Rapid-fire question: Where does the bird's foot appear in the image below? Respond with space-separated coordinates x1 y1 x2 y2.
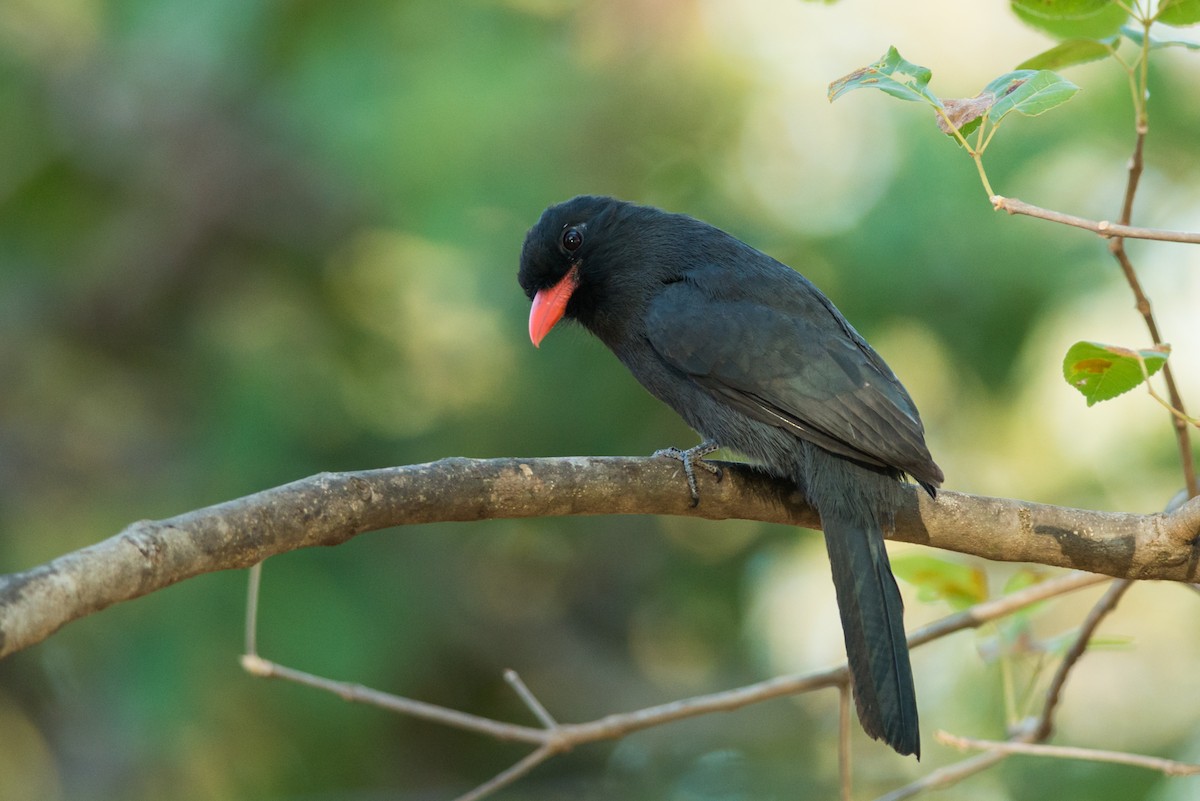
653 440 722 506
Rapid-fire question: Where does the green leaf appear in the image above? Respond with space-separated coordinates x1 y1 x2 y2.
982 69 1036 96
1012 0 1129 38
1157 0 1200 26
892 554 988 610
1062 341 1170 406
986 70 1080 124
1017 37 1116 69
935 70 1079 137
828 46 941 107
1122 24 1200 48
1012 0 1113 17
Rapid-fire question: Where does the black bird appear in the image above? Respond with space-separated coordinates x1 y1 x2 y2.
517 195 942 757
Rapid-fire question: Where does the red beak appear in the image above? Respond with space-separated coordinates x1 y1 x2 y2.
528 265 579 347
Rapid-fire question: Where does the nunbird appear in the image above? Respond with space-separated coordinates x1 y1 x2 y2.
517 195 942 757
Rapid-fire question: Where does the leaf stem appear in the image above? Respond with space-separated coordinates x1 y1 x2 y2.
937 731 1200 776
972 153 996 198
934 105 977 153
1135 353 1200 428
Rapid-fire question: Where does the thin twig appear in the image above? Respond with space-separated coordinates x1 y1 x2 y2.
873 749 1011 801
990 196 1200 244
1106 120 1198 498
906 571 1109 649
453 744 558 801
240 654 547 743
1035 579 1133 740
241 565 1114 801
244 562 262 657
936 731 1200 776
504 670 558 729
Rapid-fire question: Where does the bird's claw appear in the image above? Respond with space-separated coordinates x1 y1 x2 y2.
653 440 722 506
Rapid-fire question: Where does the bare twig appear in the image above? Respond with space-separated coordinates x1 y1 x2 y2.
1105 126 1199 499
990 195 1200 244
241 654 546 743
454 744 558 801
244 562 262 657
873 749 1010 801
248 571 1114 749
906 571 1109 649
1117 122 1147 227
937 731 1200 776
504 670 558 729
1034 579 1133 740
241 563 1115 801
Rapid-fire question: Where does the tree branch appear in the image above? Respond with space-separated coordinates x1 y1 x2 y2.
240 569 1111 801
936 732 1200 777
990 195 1200 245
1033 579 1133 741
2 456 1199 660
875 749 1009 801
1104 125 1199 500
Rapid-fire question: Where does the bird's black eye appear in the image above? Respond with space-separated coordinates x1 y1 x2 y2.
561 226 583 253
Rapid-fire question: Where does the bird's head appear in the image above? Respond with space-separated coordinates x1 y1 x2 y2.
517 195 625 347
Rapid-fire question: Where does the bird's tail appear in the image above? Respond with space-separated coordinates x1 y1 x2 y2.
821 513 919 757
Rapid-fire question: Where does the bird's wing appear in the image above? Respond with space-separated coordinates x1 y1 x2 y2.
643 269 941 486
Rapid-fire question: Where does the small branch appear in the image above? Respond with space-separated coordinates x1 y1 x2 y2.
4 457 1200 661
241 559 1112 801
241 654 547 744
1105 123 1198 499
1117 122 1147 228
244 562 262 657
873 749 1011 801
906 571 1109 649
504 670 558 729
244 645 847 746
937 731 1200 777
990 196 1200 244
454 744 558 801
1034 579 1133 741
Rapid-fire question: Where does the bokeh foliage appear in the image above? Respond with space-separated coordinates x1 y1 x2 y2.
1 1 1198 800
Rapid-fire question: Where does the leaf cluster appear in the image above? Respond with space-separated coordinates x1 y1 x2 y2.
829 0 1200 408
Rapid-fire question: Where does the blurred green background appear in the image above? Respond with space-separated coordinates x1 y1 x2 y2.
2 1 1199 799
